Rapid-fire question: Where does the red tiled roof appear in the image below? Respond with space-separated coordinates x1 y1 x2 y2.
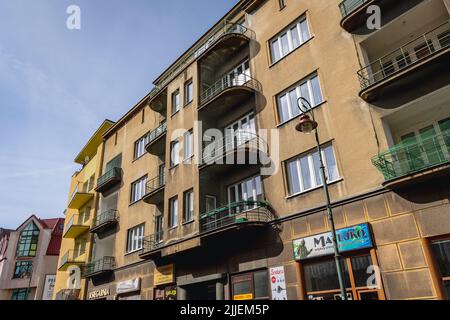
39 218 61 230
45 218 65 256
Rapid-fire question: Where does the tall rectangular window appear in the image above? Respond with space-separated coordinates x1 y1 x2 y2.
184 130 194 160
169 197 179 228
134 133 150 159
270 15 310 63
11 288 29 301
286 144 339 196
431 238 450 299
277 73 323 124
184 80 193 105
126 224 144 253
171 140 180 167
183 190 194 223
13 261 33 279
172 89 180 114
130 176 147 203
155 215 164 243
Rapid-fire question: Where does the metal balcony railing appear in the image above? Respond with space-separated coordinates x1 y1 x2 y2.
141 231 164 255
202 131 268 165
64 214 89 235
59 249 86 269
96 167 121 189
200 73 262 106
339 0 371 18
200 200 272 233
372 130 450 181
145 173 166 195
358 21 450 89
84 257 116 277
146 122 167 147
148 21 253 104
55 289 80 301
91 209 119 230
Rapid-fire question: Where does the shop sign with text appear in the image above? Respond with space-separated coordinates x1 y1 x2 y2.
154 264 174 286
293 223 373 261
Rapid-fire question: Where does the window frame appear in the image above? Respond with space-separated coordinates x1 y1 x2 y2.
231 269 270 300
183 189 194 224
13 261 33 279
126 224 145 254
130 175 148 204
184 130 194 160
170 140 181 167
134 132 150 160
169 196 179 229
184 79 194 106
16 222 40 258
171 89 180 115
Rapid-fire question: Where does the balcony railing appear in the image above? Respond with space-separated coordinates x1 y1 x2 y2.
148 21 252 104
96 167 121 191
84 257 116 277
141 231 164 255
202 131 267 166
63 214 90 237
200 200 272 233
145 173 166 195
55 289 80 301
358 21 450 89
145 122 167 147
200 73 261 106
339 0 371 18
59 249 86 269
372 131 450 181
91 209 119 232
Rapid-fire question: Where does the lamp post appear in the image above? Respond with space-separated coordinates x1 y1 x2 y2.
295 97 347 300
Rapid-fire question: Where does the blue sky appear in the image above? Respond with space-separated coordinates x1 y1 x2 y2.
0 0 239 229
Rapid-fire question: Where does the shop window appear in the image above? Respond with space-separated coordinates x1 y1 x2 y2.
232 270 269 300
12 288 29 300
431 238 450 299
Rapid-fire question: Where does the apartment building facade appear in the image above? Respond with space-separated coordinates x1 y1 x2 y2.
53 120 114 300
83 0 450 300
0 216 64 300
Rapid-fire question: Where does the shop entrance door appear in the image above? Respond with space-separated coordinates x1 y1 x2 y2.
185 281 217 300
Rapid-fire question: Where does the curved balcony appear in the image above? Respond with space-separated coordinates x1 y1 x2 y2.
63 214 90 239
95 167 122 194
198 74 261 118
199 131 268 176
139 232 164 259
58 250 86 271
145 122 167 155
84 257 116 278
199 201 273 236
358 21 450 102
142 174 166 205
90 209 119 234
372 130 450 188
55 289 81 301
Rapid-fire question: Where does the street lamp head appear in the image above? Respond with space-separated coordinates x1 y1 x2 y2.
295 114 318 134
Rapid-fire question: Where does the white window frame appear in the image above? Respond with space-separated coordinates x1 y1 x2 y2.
169 197 179 229
225 112 256 151
134 134 149 160
270 15 310 63
184 80 193 105
172 89 180 114
183 190 194 223
126 224 144 253
171 140 180 167
130 176 147 203
227 175 264 211
184 130 194 160
286 144 340 196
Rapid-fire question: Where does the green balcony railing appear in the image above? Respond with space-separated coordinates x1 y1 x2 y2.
91 209 119 231
84 257 115 278
372 131 450 181
141 231 164 256
146 121 167 147
339 0 371 18
200 200 272 233
96 167 122 190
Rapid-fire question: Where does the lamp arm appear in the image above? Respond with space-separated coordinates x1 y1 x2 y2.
297 97 316 121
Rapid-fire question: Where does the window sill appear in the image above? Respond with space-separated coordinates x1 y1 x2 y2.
170 164 179 170
285 178 343 200
124 249 142 257
269 36 314 69
168 226 178 231
184 101 193 108
182 219 195 226
183 155 194 164
276 100 327 128
171 110 180 118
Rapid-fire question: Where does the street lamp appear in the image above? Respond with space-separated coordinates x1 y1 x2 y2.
295 97 347 301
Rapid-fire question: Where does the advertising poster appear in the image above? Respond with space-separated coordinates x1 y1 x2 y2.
269 266 288 300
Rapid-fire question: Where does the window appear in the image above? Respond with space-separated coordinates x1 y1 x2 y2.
16 222 39 257
184 80 193 105
431 238 450 299
279 0 286 10
172 89 180 114
277 73 323 124
224 60 250 86
88 174 95 191
126 224 144 253
183 190 194 223
130 176 147 203
184 130 194 160
286 144 339 196
225 112 256 151
12 288 29 301
169 197 179 228
155 215 164 243
134 134 150 159
228 175 264 214
270 15 310 63
170 140 180 167
13 261 32 279
232 270 269 300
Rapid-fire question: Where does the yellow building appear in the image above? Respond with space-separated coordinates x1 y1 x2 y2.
53 120 114 300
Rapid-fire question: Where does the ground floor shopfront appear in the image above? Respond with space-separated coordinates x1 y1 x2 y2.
86 179 450 300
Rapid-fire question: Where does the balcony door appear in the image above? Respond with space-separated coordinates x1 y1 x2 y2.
224 112 256 152
224 60 250 87
227 175 263 214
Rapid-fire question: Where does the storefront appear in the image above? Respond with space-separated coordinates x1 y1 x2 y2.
153 264 177 300
87 287 111 301
429 237 450 299
177 273 226 300
293 223 385 300
116 278 141 300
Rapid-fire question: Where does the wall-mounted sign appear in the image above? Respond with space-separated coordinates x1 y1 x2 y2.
293 223 373 261
233 293 253 300
88 288 110 300
269 267 287 300
116 278 141 294
154 264 174 286
164 285 177 300
42 275 56 300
